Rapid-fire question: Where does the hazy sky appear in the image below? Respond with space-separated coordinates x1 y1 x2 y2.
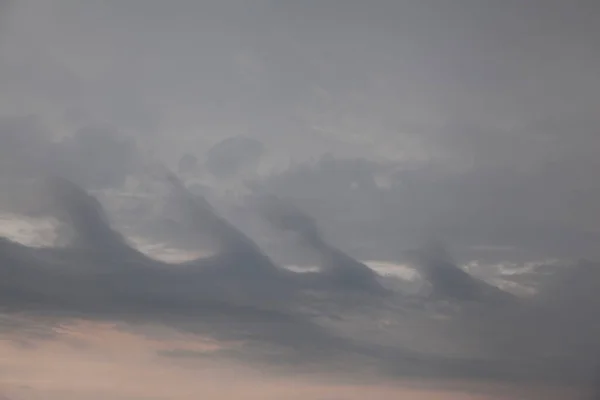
0 319 583 400
1 1 600 398
2 0 600 263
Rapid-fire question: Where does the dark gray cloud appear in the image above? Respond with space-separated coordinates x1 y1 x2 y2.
405 242 514 304
0 176 598 390
0 178 383 379
260 195 384 293
41 177 139 256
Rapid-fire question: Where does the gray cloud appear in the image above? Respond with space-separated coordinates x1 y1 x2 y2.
405 242 514 304
52 125 136 189
205 135 264 178
0 176 598 390
254 155 600 264
1 0 600 395
2 1 593 163
0 116 136 192
3 1 600 183
260 195 384 293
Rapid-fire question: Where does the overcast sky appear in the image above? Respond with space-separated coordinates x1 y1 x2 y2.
1 1 600 398
2 1 600 265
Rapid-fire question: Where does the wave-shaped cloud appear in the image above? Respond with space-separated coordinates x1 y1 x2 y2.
1 173 599 393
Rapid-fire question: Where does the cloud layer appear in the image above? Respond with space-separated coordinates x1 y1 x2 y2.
1 1 600 398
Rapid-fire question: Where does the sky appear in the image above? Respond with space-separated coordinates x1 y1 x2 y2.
2 0 600 262
1 1 600 398
0 320 583 400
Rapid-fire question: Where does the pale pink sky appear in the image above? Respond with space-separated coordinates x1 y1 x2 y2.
0 320 583 400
